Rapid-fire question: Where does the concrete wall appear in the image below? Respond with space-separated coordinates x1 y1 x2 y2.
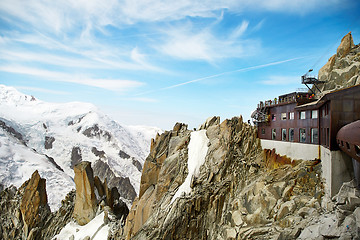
261 139 353 197
320 146 353 197
260 139 320 160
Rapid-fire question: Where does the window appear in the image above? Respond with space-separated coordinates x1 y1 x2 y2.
281 113 287 120
311 110 318 119
261 128 265 135
300 128 306 143
289 112 294 120
282 129 287 141
300 111 306 119
272 129 276 140
355 145 360 157
271 114 276 121
322 104 329 117
346 142 351 151
311 128 318 144
289 128 294 142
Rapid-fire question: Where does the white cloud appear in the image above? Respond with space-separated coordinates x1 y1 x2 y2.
0 0 343 34
1 31 164 72
0 65 144 92
155 21 259 62
230 20 249 39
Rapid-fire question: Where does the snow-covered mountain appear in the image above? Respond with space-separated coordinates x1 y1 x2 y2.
0 84 161 211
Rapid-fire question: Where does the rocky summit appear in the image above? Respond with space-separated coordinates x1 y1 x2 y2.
107 115 359 239
116 116 326 239
316 32 360 95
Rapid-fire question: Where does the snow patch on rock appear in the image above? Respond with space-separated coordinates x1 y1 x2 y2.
171 130 209 203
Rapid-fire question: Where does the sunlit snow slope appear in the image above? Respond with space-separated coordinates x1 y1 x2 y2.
0 84 161 211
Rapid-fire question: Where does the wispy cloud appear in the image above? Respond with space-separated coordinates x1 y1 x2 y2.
261 75 300 85
0 65 144 92
155 20 259 62
136 57 304 95
0 0 343 34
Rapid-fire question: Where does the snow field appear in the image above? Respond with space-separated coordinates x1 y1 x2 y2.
52 212 109 240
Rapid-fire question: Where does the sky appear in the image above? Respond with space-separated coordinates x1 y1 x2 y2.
0 0 359 130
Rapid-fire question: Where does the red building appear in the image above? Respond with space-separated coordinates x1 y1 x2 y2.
252 84 360 196
253 84 360 150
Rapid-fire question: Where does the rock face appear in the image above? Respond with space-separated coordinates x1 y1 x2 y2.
0 164 128 240
121 116 269 239
316 32 360 95
72 161 129 226
44 136 55 149
71 146 82 168
73 161 97 225
0 172 74 240
20 170 50 238
117 116 354 239
93 160 137 201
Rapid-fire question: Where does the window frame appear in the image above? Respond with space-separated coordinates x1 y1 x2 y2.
311 110 318 119
289 128 294 142
289 112 294 120
311 128 318 144
300 128 306 143
300 111 306 120
272 129 276 140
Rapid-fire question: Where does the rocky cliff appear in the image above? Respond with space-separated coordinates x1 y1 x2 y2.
0 171 74 240
107 116 360 240
315 32 360 95
0 162 128 240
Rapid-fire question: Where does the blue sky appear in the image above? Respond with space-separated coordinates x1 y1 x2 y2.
0 0 359 130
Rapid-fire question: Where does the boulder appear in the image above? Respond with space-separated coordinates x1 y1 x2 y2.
73 161 97 225
337 31 355 58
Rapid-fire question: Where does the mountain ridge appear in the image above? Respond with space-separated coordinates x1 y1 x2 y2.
0 84 161 210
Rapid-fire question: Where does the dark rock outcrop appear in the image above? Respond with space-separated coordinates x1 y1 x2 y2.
132 158 142 172
119 150 130 159
82 124 112 141
92 147 106 159
45 155 64 172
93 160 136 201
44 136 55 149
71 146 82 169
0 119 26 145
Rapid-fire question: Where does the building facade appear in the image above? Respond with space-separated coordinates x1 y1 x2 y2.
252 85 360 196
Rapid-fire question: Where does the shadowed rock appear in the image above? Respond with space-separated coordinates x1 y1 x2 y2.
44 136 55 149
119 150 130 159
71 146 82 169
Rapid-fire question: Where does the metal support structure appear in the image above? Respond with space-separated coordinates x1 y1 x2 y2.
301 69 324 94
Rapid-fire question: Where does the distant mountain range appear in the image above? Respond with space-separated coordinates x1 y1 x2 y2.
0 84 161 211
